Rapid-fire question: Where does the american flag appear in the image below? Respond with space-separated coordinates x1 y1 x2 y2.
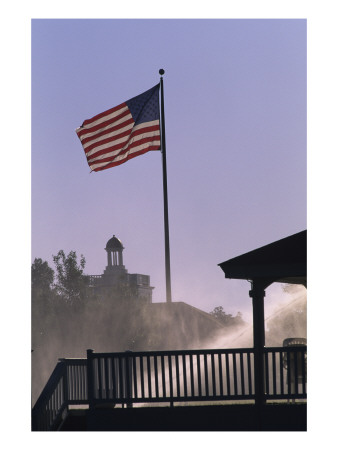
76 84 161 172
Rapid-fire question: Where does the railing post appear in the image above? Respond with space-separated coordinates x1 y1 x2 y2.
125 350 133 408
249 279 272 410
58 358 68 408
87 349 94 410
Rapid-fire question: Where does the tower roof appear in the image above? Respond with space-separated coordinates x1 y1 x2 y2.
105 235 124 250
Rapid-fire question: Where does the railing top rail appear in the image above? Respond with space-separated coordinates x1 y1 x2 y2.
88 346 306 356
87 346 307 359
88 347 255 358
58 358 87 365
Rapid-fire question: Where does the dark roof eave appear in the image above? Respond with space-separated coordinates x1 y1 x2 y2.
219 230 306 267
219 262 306 281
218 230 307 286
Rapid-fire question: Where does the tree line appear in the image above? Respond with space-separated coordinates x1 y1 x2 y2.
31 249 247 362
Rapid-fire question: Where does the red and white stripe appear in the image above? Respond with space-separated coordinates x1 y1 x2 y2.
76 101 161 172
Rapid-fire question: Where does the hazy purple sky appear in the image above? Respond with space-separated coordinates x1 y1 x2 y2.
31 19 306 320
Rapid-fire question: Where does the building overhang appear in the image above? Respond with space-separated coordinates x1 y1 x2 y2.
218 230 307 287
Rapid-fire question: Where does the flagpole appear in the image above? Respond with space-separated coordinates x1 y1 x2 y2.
159 69 172 303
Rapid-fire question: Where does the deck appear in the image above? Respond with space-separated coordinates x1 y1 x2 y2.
32 345 306 431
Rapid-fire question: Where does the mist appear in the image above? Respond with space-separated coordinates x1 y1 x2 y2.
32 278 306 405
203 283 307 350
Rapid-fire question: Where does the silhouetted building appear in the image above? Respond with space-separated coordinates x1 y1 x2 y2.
88 235 154 303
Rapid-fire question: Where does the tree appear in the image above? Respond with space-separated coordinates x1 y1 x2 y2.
31 258 54 296
31 257 56 316
209 306 245 327
31 258 56 353
52 250 89 305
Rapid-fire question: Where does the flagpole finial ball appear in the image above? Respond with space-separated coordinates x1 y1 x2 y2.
159 69 165 76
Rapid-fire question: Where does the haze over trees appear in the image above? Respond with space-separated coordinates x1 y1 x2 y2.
31 250 245 402
31 250 306 403
209 306 245 328
265 284 307 347
32 251 244 359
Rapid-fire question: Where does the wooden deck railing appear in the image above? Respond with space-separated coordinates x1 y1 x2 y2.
32 358 87 431
32 346 306 431
87 348 256 406
263 346 307 399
